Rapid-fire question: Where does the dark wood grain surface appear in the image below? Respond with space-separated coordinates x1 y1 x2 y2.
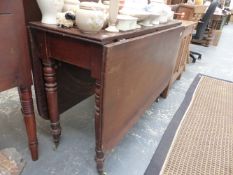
0 14 20 90
0 0 32 89
102 26 183 150
30 20 181 44
0 0 38 161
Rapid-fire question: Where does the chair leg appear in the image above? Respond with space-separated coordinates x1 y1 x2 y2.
190 53 196 63
190 51 202 60
198 55 202 60
190 51 202 63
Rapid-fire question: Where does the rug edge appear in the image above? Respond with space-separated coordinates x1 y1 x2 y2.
144 74 203 175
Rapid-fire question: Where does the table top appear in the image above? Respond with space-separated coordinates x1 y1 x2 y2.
29 20 181 45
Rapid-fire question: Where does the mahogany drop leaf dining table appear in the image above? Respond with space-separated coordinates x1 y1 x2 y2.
29 21 184 174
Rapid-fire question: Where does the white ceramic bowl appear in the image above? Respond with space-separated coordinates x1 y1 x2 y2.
159 11 168 24
119 9 150 22
150 13 160 25
116 15 138 31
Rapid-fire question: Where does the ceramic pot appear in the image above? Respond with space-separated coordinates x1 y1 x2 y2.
167 10 174 21
76 2 106 33
123 0 148 11
37 0 64 24
116 15 138 31
150 13 160 25
160 5 172 23
139 14 154 27
146 1 161 25
159 14 168 24
119 9 150 22
98 0 110 27
147 0 172 24
120 0 150 22
63 0 80 13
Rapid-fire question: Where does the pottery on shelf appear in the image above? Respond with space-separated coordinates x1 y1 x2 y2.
167 10 174 21
120 0 148 20
160 6 172 24
159 13 168 24
63 0 80 13
105 0 120 33
148 0 173 24
37 0 64 24
116 15 138 31
139 14 154 27
140 13 160 26
123 0 148 11
98 0 109 11
119 9 150 22
150 13 160 25
103 0 110 5
120 0 152 24
145 2 161 25
76 2 106 33
98 0 110 28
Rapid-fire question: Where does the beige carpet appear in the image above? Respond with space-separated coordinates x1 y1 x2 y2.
160 76 233 175
0 148 25 175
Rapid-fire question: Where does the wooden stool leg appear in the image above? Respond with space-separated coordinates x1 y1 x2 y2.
18 87 38 161
95 81 105 175
42 59 61 147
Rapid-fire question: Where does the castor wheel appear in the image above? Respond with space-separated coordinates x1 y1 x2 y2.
155 98 160 103
198 55 202 60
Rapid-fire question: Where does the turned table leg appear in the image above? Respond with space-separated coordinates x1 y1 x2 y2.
95 80 105 175
18 87 38 161
161 84 170 99
177 73 182 81
42 59 61 147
